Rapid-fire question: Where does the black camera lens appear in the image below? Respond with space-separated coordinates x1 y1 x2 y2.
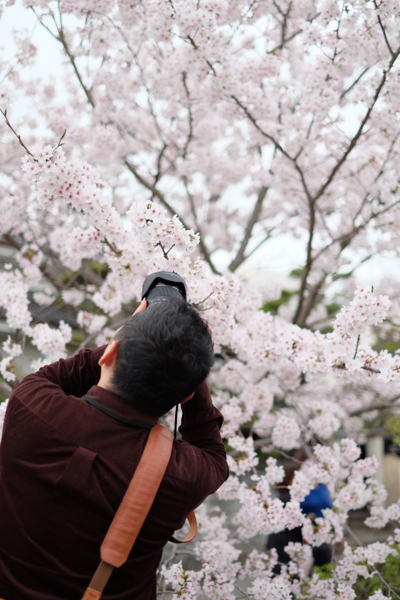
146 283 183 305
142 271 187 305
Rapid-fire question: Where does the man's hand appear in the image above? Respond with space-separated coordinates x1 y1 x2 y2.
132 299 147 317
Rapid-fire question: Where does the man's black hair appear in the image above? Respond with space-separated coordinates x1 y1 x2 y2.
111 299 214 417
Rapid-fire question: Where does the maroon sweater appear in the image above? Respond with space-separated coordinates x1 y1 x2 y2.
0 346 228 600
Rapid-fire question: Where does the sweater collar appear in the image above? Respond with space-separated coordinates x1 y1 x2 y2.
85 385 158 427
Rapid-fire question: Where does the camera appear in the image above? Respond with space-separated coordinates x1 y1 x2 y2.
142 271 187 305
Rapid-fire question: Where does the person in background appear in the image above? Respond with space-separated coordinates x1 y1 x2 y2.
266 448 333 572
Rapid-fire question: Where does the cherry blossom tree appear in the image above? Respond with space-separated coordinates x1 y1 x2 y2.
2 0 400 598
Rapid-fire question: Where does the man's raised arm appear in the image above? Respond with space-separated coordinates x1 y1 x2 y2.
14 345 106 400
179 379 229 500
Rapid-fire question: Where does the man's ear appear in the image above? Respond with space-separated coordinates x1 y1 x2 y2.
98 340 119 367
180 392 195 405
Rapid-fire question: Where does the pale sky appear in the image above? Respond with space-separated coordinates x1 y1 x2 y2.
1 1 400 290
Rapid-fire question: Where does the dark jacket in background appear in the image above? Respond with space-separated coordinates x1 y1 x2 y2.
0 346 228 600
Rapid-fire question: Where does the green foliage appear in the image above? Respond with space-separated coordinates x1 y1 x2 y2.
262 289 298 315
89 261 110 278
352 546 400 598
353 544 400 600
313 563 332 580
373 339 400 355
257 448 281 461
325 303 341 316
290 268 304 278
312 547 400 599
71 331 87 344
385 415 400 446
223 440 233 453
60 260 110 287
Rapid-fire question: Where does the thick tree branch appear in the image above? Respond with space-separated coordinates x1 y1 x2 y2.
373 1 395 58
2 234 103 290
231 96 313 202
296 274 326 327
228 186 268 272
272 0 292 47
292 200 316 326
350 396 400 417
268 12 320 54
56 26 95 108
313 46 400 202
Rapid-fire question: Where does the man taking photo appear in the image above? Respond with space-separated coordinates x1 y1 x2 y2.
0 297 228 599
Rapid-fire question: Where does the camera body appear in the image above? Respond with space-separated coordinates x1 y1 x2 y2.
142 271 187 305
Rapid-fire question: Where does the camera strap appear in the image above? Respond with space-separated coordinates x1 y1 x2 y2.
83 395 154 430
81 423 197 600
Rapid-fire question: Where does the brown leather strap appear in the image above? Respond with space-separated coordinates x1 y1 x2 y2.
82 561 114 598
82 424 173 599
82 423 198 600
81 586 102 600
101 424 173 567
170 510 198 543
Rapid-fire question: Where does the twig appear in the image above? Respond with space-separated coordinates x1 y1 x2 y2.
344 523 364 547
57 25 95 107
276 449 304 464
31 7 95 107
346 523 400 599
181 72 193 160
372 568 400 600
155 241 175 260
1 109 67 160
192 291 214 307
0 109 35 158
101 237 122 257
353 334 360 360
361 365 382 374
53 128 67 153
234 583 253 599
340 67 371 100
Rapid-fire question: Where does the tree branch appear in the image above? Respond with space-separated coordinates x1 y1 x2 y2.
57 25 95 107
0 109 35 158
125 160 220 274
340 67 371 100
228 185 268 272
267 12 320 54
181 72 194 159
313 46 400 202
33 7 95 107
231 95 313 202
373 1 395 58
125 158 182 220
292 200 316 326
349 396 400 417
295 273 326 327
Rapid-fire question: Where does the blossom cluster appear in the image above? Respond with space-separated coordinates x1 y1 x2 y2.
334 287 391 339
